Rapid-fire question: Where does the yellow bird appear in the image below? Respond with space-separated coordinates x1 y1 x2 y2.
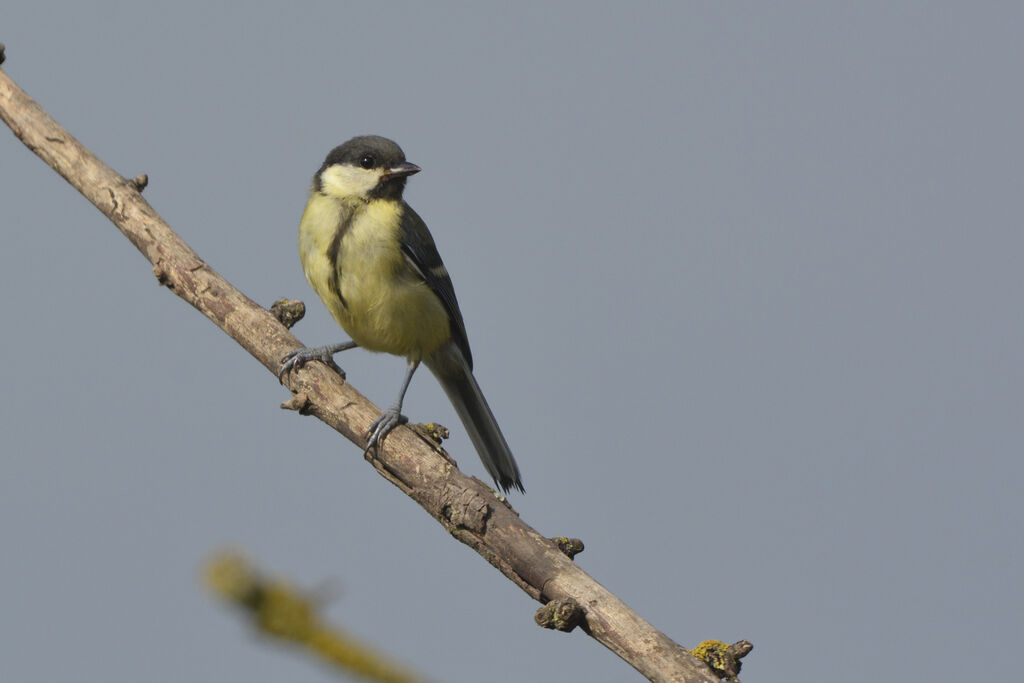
280 136 524 493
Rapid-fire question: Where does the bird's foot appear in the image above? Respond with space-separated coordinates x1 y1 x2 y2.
278 345 347 383
363 406 409 454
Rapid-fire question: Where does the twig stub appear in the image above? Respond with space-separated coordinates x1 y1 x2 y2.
552 537 585 560
270 299 306 329
535 597 584 632
129 173 148 191
281 392 311 414
689 640 753 681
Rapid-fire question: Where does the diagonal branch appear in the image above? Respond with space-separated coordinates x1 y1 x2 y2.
0 55 734 683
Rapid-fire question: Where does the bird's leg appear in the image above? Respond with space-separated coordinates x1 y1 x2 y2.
279 341 358 382
364 359 419 454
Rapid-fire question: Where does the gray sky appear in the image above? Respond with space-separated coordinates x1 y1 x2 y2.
2 3 1022 682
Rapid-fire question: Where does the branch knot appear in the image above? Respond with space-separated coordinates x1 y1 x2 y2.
439 484 490 534
270 299 306 329
551 536 585 560
690 640 752 681
534 597 584 632
129 173 148 191
280 392 312 414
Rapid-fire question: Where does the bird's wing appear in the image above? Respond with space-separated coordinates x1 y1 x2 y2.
399 203 474 369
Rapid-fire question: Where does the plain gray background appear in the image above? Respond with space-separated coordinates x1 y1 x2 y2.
2 3 1021 682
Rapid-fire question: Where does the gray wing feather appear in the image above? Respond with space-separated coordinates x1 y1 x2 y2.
399 203 473 369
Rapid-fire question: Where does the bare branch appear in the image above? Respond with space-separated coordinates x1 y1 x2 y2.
0 59 738 683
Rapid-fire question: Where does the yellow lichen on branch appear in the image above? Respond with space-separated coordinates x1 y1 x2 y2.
205 551 428 683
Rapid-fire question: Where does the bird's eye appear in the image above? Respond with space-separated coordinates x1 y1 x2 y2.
360 155 375 169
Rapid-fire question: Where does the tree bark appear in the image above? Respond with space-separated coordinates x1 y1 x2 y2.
0 59 729 683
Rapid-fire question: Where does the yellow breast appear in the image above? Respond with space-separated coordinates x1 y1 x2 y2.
298 194 451 360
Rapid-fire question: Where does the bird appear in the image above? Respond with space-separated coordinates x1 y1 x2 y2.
279 135 524 494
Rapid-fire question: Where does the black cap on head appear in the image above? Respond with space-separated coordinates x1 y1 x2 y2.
323 135 407 170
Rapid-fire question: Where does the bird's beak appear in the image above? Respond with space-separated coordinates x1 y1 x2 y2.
384 162 421 179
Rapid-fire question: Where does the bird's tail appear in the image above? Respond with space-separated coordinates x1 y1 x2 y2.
426 343 524 494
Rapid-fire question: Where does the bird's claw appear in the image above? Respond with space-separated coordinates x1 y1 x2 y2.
278 348 311 383
278 346 344 384
363 407 409 455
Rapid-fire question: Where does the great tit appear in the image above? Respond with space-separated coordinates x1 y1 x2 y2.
280 136 524 494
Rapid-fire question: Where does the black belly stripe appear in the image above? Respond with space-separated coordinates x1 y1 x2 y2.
326 208 355 309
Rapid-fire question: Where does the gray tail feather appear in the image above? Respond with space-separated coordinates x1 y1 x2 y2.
426 343 524 494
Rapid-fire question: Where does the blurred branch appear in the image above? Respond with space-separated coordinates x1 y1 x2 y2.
0 57 745 683
205 551 428 683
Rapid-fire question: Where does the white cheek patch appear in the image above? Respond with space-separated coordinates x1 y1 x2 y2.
320 164 381 198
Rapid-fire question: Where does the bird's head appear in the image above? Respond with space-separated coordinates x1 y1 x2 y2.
315 135 420 202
